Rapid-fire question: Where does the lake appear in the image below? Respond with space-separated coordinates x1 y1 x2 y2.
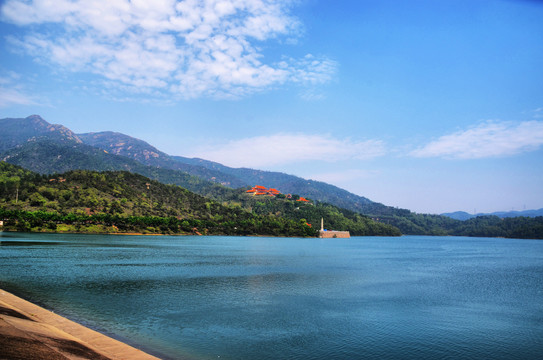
1 233 542 359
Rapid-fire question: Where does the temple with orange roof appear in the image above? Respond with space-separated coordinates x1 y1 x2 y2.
245 186 313 203
246 185 283 197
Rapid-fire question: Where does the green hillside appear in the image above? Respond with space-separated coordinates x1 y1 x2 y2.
172 156 376 210
233 192 401 236
0 162 315 237
0 138 236 199
1 162 402 237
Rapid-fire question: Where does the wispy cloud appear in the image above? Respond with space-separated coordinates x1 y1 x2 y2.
307 169 381 184
189 133 386 168
531 107 543 119
1 0 337 99
0 87 36 107
410 120 543 159
0 72 37 107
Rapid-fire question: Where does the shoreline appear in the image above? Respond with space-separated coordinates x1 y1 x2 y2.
0 229 320 238
0 288 160 360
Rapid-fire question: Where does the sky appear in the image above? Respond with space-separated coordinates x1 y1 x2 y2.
1 0 542 215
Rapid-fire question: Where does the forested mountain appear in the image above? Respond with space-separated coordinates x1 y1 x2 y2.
0 133 425 234
0 117 239 200
0 162 400 236
0 138 239 200
173 156 376 211
448 215 543 239
73 123 498 234
0 162 315 236
0 115 81 153
230 193 401 236
0 116 380 215
2 160 540 238
78 131 246 187
79 130 377 212
440 211 475 221
1 139 137 174
2 115 542 239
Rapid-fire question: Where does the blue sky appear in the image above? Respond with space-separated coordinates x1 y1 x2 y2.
1 0 542 214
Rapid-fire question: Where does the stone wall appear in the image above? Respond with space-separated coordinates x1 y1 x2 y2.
318 230 350 238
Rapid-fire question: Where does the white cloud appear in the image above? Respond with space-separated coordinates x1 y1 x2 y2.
410 120 543 159
531 108 543 119
0 72 37 107
307 169 381 184
1 0 337 99
189 133 386 168
0 86 36 107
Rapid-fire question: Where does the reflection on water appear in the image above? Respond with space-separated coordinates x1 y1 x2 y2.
1 233 543 360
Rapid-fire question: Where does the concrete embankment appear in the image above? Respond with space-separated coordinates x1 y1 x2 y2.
0 289 159 360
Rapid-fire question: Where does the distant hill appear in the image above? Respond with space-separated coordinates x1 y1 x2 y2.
173 156 376 212
78 131 246 188
488 208 543 218
77 131 378 214
442 208 543 221
441 211 476 221
0 137 236 202
1 139 138 174
0 115 81 153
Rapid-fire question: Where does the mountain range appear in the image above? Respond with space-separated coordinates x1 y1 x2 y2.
1 115 542 237
441 209 543 221
0 115 377 212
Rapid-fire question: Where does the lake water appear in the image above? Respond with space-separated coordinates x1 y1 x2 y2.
1 233 542 360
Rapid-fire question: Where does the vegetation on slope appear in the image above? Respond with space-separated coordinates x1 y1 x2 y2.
172 157 543 238
172 156 376 210
0 138 237 200
214 189 401 236
450 215 543 239
78 131 246 187
0 162 315 237
0 162 400 236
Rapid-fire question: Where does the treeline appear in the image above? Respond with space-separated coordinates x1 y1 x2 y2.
374 212 458 236
374 212 543 239
0 162 315 237
449 215 543 239
0 163 237 219
234 194 401 236
3 161 541 239
0 162 401 237
0 208 316 237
